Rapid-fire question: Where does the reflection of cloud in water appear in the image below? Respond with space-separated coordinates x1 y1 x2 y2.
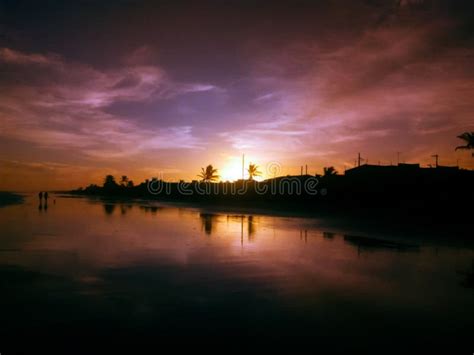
0 193 473 350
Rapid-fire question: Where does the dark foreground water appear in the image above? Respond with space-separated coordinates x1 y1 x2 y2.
0 194 473 353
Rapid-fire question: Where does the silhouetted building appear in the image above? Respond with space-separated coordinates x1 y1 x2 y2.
344 163 471 180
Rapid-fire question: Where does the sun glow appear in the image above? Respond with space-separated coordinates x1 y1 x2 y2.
219 156 264 182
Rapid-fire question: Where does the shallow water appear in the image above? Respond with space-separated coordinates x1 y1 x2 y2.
0 194 473 352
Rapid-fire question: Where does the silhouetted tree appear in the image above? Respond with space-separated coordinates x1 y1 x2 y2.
85 184 99 193
455 132 474 156
198 165 219 182
127 180 134 188
103 175 118 190
247 163 262 180
120 175 129 187
323 166 338 177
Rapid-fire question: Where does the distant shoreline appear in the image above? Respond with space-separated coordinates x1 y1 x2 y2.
0 192 25 208
68 168 474 221
63 189 474 239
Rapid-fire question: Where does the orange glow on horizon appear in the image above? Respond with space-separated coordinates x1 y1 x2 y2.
219 156 265 182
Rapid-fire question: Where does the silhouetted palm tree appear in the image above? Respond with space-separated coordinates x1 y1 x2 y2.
198 164 219 182
247 163 262 180
323 166 338 177
455 132 474 156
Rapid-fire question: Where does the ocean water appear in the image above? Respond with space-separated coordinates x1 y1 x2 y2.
0 193 473 352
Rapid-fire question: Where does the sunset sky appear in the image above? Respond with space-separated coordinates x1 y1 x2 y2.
1 0 473 190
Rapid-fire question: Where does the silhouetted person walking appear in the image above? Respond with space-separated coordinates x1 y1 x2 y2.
38 191 43 211
44 192 49 210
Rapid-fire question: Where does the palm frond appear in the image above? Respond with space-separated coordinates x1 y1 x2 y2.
455 131 474 151
457 132 474 143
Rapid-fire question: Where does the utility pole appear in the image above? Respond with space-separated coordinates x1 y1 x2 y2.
431 154 439 168
242 154 245 180
305 164 308 175
300 166 303 175
358 153 364 167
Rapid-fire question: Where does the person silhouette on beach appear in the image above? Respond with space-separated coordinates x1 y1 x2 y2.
44 192 49 208
38 192 43 211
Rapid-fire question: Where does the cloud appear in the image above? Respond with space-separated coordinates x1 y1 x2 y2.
0 47 215 161
216 6 474 170
0 47 61 65
2 0 474 189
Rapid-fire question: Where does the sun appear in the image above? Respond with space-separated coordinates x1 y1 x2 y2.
220 157 244 181
219 155 264 182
